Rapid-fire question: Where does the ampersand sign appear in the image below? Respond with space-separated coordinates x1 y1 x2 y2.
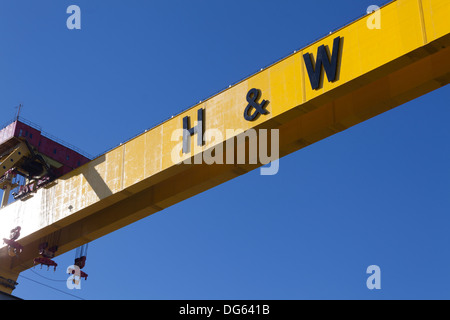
243 88 269 121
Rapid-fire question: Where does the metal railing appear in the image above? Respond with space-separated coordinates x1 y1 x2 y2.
0 116 93 160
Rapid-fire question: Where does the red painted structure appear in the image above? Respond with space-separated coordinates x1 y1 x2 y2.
0 118 91 178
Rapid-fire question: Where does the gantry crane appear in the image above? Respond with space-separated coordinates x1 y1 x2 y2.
0 0 449 296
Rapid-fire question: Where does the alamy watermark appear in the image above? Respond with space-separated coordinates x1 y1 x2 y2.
171 127 280 176
67 5 81 30
366 265 381 290
367 5 381 30
66 265 82 290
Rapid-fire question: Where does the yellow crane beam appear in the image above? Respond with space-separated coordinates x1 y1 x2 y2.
1 0 450 294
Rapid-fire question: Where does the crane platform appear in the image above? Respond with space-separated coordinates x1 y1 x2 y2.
0 0 449 295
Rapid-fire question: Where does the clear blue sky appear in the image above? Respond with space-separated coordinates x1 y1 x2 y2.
1 0 450 300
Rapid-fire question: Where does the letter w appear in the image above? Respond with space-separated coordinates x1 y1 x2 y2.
303 36 341 90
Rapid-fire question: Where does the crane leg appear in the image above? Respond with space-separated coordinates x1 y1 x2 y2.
0 269 19 295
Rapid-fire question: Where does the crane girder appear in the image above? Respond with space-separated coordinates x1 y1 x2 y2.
1 0 450 294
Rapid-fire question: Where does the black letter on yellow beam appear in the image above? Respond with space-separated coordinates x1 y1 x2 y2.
183 108 204 154
303 36 341 90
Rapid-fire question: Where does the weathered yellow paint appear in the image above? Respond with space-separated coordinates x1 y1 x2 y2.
421 0 450 43
1 0 450 294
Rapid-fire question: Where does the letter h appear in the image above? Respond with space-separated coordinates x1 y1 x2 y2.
183 108 204 154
